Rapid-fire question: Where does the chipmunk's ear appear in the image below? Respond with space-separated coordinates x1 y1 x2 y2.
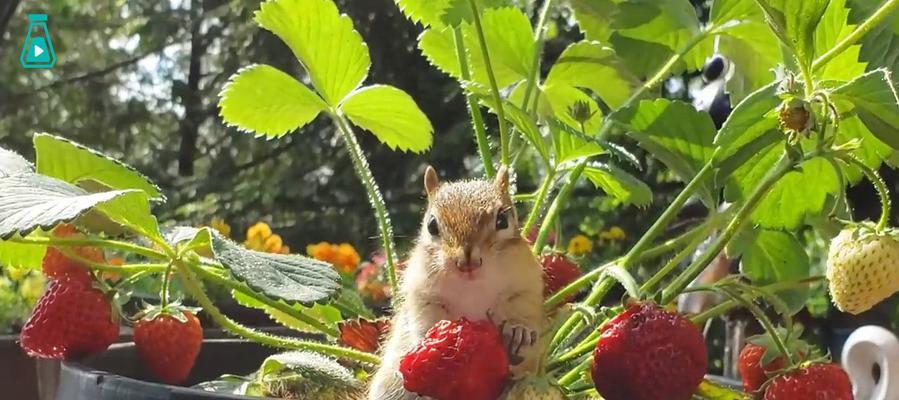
424 165 440 197
494 165 509 193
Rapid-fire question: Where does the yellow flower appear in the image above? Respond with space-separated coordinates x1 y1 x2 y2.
599 226 626 242
208 217 232 238
6 266 28 282
19 273 46 306
567 234 594 256
244 222 290 254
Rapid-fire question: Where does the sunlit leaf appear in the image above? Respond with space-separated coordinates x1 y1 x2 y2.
728 228 810 314
814 0 868 80
541 84 602 133
545 41 637 108
33 133 163 201
219 65 327 138
339 85 434 153
255 0 370 105
755 0 829 66
710 0 783 101
0 147 32 178
831 69 899 152
583 163 652 207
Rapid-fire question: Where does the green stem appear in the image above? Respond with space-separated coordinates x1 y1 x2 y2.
544 222 707 310
799 61 816 97
190 262 339 338
661 154 795 304
8 236 167 260
333 115 399 298
559 356 593 386
813 0 899 71
467 0 510 166
522 168 558 234
453 27 496 178
175 261 379 364
689 276 826 324
533 162 586 252
520 0 556 112
835 152 892 230
718 286 796 366
640 220 714 294
549 330 599 368
160 261 175 308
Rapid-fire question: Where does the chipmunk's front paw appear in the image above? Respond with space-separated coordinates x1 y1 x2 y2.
499 321 538 365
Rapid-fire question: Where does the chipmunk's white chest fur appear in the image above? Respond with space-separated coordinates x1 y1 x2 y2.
436 269 505 320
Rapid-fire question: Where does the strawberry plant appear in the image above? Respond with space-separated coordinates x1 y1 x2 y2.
4 0 899 399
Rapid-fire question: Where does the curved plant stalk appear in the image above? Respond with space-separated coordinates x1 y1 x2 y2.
159 261 175 308
813 0 899 71
522 167 558 234
333 115 399 296
558 356 593 387
467 0 510 166
175 260 380 365
834 152 892 230
716 286 797 366
191 261 340 338
453 27 496 178
533 162 586 252
520 0 556 113
10 236 167 260
661 153 796 304
639 220 715 294
689 276 826 324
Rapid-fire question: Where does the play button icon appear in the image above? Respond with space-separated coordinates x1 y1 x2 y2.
33 45 44 57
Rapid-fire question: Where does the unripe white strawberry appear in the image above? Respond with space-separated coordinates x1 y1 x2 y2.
827 225 899 314
503 375 565 400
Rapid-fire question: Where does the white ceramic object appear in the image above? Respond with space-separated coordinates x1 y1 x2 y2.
841 325 899 400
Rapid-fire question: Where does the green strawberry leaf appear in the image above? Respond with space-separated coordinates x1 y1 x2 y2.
728 228 810 314
0 173 160 240
611 98 717 205
0 234 46 270
847 0 899 74
440 0 511 27
394 0 453 27
754 0 829 67
549 120 605 165
713 83 781 163
259 351 359 388
479 96 550 165
232 289 342 334
0 147 32 177
33 133 164 201
417 27 463 81
834 115 895 183
710 0 783 101
219 64 327 138
462 7 532 88
568 0 616 42
210 233 340 305
255 0 370 106
813 0 868 81
582 163 652 207
831 69 899 152
541 84 602 134
339 85 434 153
544 41 638 108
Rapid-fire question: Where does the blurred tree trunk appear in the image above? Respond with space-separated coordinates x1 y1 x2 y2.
0 0 21 48
177 0 206 176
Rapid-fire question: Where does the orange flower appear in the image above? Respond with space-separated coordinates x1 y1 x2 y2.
244 222 290 254
306 242 360 273
208 217 231 238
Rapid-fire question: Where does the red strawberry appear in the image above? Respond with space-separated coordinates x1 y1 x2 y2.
42 224 104 281
541 254 581 302
134 310 203 384
738 333 810 393
763 363 852 400
591 303 707 400
400 318 509 400
20 274 119 359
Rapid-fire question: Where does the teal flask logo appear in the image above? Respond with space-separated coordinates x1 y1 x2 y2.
20 14 56 69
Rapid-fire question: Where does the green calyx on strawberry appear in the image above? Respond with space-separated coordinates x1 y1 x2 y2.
20 273 120 360
133 305 204 384
738 327 812 393
400 318 509 400
591 302 707 400
826 221 899 314
540 253 581 303
763 362 852 400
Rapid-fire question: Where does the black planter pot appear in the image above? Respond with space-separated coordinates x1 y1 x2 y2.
57 339 276 400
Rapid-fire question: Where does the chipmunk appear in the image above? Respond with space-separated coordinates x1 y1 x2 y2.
368 166 546 400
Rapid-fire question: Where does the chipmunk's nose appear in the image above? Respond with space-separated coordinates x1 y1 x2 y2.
454 246 482 272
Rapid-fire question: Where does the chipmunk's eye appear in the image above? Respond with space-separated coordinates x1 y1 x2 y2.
427 216 440 236
495 208 509 230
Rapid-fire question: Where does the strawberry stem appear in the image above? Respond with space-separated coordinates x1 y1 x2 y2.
174 260 379 364
717 286 797 366
9 236 167 260
834 152 892 231
452 26 496 179
467 0 510 167
689 276 825 325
